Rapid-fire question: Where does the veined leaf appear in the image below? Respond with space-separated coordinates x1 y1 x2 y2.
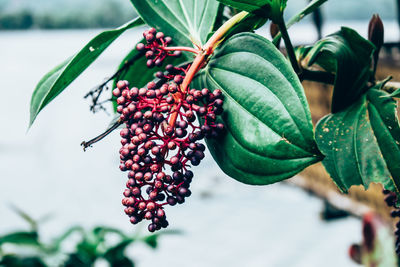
130 0 220 47
316 87 400 201
29 17 144 127
193 33 322 185
303 27 375 113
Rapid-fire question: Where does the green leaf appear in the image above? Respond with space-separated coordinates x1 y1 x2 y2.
193 33 322 185
388 87 400 98
141 230 181 249
0 255 47 267
221 13 268 43
0 231 40 247
104 240 135 267
315 87 400 201
303 27 375 113
10 205 38 231
142 234 159 249
130 0 220 47
112 40 190 111
50 226 84 252
216 0 287 22
29 17 144 127
216 0 271 15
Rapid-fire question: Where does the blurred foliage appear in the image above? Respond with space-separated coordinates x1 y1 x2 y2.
0 0 137 29
0 0 398 30
349 212 398 267
0 207 180 267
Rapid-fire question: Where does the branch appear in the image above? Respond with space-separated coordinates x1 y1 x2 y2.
300 69 335 84
277 17 301 74
81 120 123 151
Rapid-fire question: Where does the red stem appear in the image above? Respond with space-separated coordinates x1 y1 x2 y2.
162 46 199 54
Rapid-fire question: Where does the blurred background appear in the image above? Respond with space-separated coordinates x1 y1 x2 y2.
0 0 399 266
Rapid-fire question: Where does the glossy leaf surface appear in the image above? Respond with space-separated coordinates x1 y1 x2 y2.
29 17 144 126
194 33 322 185
130 0 220 47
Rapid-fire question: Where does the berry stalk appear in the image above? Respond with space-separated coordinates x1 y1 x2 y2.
114 26 227 232
169 11 248 127
182 10 249 94
105 12 248 232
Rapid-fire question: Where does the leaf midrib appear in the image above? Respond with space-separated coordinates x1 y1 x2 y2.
213 48 313 141
204 68 315 157
144 0 191 44
207 51 313 153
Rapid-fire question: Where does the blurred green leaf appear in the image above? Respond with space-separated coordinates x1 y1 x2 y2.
215 13 268 44
29 17 144 127
92 226 127 239
0 232 40 247
0 255 47 267
216 0 287 22
9 205 38 231
141 230 181 249
142 234 158 249
104 239 135 267
64 253 90 267
303 27 375 113
216 0 271 16
50 226 84 252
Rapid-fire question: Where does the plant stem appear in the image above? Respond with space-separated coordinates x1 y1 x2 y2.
181 11 249 95
81 120 123 151
300 69 335 84
273 0 328 45
163 46 199 54
204 11 248 53
168 11 248 127
277 17 301 74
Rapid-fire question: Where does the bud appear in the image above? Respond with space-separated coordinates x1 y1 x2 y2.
270 23 280 39
368 14 384 51
362 213 376 252
348 244 362 264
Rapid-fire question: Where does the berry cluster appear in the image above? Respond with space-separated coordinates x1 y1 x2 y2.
112 32 224 232
136 28 181 68
383 189 400 255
